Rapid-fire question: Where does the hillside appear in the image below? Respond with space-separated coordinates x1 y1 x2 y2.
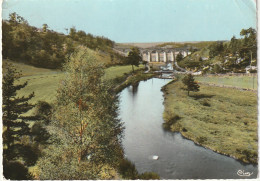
2 13 126 69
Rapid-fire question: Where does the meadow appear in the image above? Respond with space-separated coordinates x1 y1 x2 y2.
162 78 258 163
4 61 144 115
195 74 257 90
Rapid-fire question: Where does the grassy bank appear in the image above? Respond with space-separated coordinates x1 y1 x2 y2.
162 78 257 163
195 74 257 90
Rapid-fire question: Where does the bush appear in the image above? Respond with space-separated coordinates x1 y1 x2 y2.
3 160 34 180
249 69 257 73
138 172 160 179
118 159 138 179
201 99 210 107
36 101 52 123
163 114 181 130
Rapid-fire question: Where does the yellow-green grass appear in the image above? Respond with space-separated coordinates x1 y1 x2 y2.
2 59 60 77
103 65 144 80
195 74 257 90
13 64 144 106
163 80 257 163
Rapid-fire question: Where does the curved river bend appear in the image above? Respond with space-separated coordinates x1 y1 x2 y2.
119 78 257 179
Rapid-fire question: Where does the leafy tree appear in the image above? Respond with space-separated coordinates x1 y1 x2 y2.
239 27 257 65
182 74 200 96
2 63 38 179
36 48 124 179
176 52 183 62
209 42 224 58
212 64 222 74
42 23 48 32
228 36 241 55
127 47 142 72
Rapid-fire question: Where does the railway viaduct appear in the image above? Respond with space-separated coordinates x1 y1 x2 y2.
114 47 192 62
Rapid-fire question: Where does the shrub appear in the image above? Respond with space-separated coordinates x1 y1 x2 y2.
118 159 138 179
138 172 160 179
182 127 188 132
197 136 207 144
201 99 210 107
163 114 181 130
36 101 52 123
249 69 257 73
3 160 34 180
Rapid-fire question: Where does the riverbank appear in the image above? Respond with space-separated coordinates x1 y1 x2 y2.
162 78 257 164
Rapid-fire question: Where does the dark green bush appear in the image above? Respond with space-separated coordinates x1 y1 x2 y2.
3 160 34 180
138 172 160 179
163 114 181 130
118 159 138 179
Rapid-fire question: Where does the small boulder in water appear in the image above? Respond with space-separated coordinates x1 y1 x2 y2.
152 155 159 160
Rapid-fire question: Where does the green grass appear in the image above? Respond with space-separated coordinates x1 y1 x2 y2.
103 65 144 80
195 74 257 90
163 79 257 163
12 63 144 105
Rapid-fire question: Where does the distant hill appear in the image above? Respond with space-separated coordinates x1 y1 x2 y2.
116 41 228 49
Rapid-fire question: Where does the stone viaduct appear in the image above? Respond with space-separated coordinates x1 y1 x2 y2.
114 47 191 62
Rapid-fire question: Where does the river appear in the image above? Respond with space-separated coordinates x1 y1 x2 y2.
119 78 258 179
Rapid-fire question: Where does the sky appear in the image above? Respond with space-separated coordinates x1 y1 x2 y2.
2 0 257 43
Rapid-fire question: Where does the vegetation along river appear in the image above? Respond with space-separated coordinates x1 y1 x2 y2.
119 78 257 179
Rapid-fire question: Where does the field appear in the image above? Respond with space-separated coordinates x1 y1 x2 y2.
162 77 258 163
195 74 257 90
4 61 144 107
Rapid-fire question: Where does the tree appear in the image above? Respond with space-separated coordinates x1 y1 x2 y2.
42 24 48 32
176 52 183 62
2 63 38 179
127 47 142 72
209 42 224 58
36 48 124 179
182 74 200 96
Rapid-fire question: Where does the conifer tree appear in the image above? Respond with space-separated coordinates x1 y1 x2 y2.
182 74 200 96
2 63 37 179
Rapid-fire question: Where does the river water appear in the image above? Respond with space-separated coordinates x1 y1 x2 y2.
119 78 258 179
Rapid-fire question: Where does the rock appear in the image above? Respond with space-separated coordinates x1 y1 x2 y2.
152 155 159 160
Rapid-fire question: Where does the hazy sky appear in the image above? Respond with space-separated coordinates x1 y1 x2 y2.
2 0 257 43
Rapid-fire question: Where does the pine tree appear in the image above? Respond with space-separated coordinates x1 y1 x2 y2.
2 63 37 179
182 74 200 96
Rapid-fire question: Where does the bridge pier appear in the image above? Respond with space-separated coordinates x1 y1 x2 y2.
147 52 151 62
156 52 159 62
163 52 167 62
171 51 174 62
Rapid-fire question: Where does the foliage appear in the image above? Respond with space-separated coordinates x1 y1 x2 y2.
211 64 222 74
118 159 139 179
3 159 33 180
126 47 142 72
176 52 184 62
139 172 160 179
2 12 121 69
2 63 39 179
209 42 224 58
36 48 124 179
182 74 200 96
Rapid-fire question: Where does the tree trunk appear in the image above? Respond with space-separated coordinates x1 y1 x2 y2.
188 91 190 96
132 64 134 73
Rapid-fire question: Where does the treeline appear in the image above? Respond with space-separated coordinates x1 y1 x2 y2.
2 12 122 69
208 28 257 69
178 28 257 73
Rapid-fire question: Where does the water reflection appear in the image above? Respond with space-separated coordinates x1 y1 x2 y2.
119 78 258 179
